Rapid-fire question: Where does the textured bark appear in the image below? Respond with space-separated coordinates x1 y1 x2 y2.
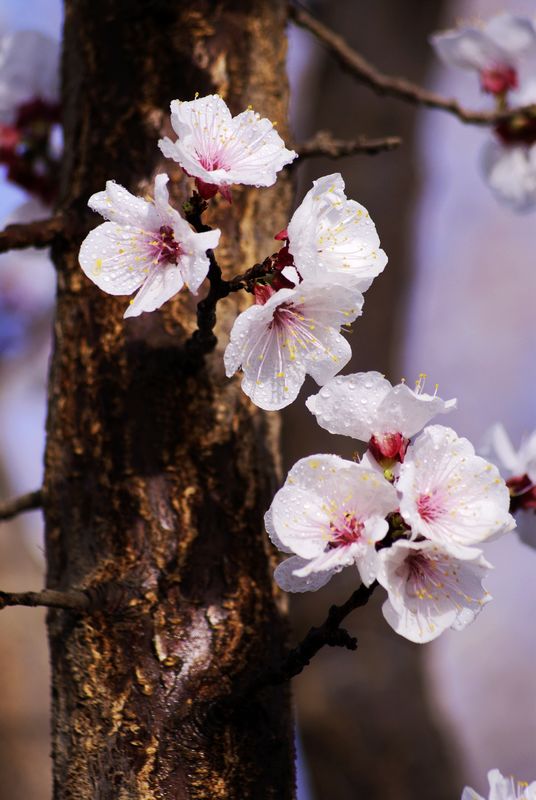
44 2 294 798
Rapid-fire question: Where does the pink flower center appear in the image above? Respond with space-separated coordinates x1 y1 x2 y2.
328 512 364 548
271 301 298 328
369 432 408 463
416 489 445 523
150 225 182 265
198 153 226 171
480 65 518 95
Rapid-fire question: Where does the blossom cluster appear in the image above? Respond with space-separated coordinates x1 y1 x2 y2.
267 372 514 642
78 91 517 646
431 13 536 211
80 94 387 410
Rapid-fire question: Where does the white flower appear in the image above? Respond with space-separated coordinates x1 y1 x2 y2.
159 94 297 200
431 14 536 94
265 453 398 592
483 423 536 548
377 539 491 643
224 280 362 411
286 173 387 292
481 140 536 212
306 371 456 459
397 425 515 557
0 30 59 124
485 422 536 483
462 768 536 800
79 173 220 318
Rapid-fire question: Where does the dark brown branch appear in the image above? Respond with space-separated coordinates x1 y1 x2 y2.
256 581 377 690
0 489 43 522
289 3 536 126
183 194 231 357
0 588 90 611
0 214 65 255
295 130 401 159
186 249 231 357
227 257 275 292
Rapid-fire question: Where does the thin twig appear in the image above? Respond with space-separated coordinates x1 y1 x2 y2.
254 581 377 691
0 489 43 522
186 250 231 356
0 588 90 611
0 214 65 255
288 3 536 126
295 130 401 159
227 256 276 292
183 194 231 356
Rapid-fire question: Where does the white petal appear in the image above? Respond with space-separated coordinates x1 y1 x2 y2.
398 425 515 555
288 173 387 290
269 484 331 559
485 768 536 800
224 298 306 411
274 556 335 593
482 422 522 474
124 264 184 318
153 172 171 213
170 94 232 140
267 457 397 567
430 28 506 71
378 540 492 643
79 222 149 296
284 453 355 492
264 506 293 554
481 140 536 213
177 228 220 294
160 95 296 188
0 31 59 124
303 325 351 385
306 371 392 440
89 180 157 227
223 108 297 186
461 789 485 800
224 282 360 411
485 14 536 58
379 383 457 438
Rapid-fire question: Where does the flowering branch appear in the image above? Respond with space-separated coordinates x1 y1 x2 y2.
256 581 377 690
288 4 536 126
0 588 90 611
0 489 43 522
183 194 281 358
294 130 402 160
0 214 65 255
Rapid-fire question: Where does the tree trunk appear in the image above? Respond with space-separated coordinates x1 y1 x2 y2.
44 2 294 798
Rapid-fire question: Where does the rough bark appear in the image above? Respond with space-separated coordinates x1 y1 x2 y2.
44 2 294 798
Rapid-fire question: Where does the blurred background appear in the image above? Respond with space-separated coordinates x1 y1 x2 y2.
1 1 535 798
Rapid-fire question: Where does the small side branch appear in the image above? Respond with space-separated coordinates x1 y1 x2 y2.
0 214 65 255
289 4 536 126
295 130 401 159
257 581 377 690
186 250 230 357
0 489 43 523
0 588 90 611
